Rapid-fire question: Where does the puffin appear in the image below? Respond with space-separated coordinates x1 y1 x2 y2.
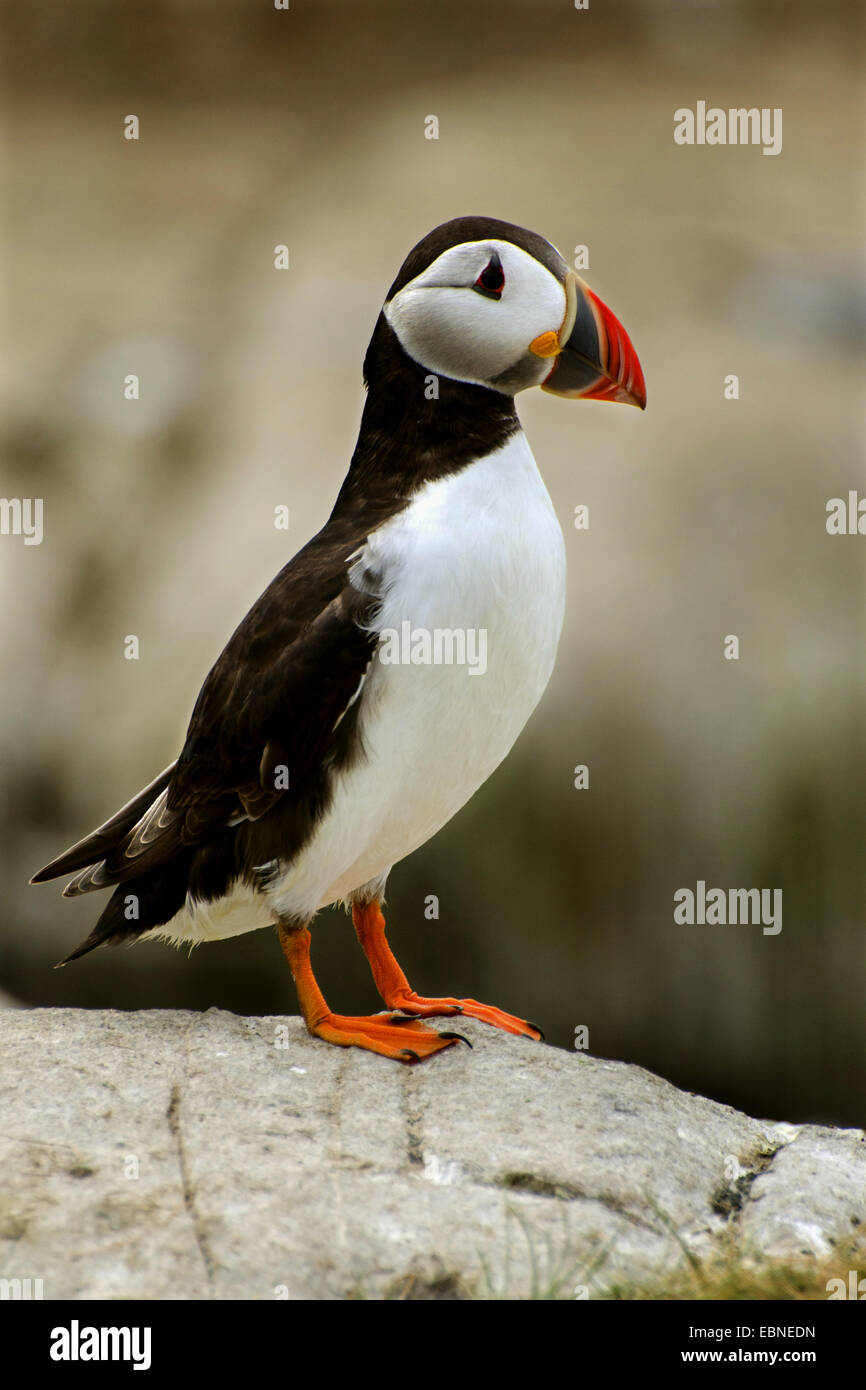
32 216 646 1063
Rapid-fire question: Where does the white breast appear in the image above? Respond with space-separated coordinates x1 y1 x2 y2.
268 429 566 921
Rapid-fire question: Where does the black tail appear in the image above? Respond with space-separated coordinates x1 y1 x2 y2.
54 853 194 967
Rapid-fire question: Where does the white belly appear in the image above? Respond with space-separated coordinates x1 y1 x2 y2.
268 430 566 921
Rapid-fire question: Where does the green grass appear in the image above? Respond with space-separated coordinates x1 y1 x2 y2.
382 1213 865 1301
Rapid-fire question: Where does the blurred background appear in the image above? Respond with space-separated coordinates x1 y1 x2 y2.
1 0 863 1126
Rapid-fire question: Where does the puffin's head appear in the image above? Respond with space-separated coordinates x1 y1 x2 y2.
383 216 646 409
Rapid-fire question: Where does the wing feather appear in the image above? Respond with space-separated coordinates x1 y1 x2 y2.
30 761 177 884
34 527 383 898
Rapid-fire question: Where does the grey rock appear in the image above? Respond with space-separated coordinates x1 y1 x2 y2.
0 1008 862 1300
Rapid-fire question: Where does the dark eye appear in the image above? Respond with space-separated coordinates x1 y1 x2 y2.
473 252 505 299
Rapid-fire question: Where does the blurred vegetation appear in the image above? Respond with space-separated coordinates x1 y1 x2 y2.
1 1 864 1126
383 1220 866 1300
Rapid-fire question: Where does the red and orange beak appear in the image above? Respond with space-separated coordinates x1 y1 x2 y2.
530 270 646 409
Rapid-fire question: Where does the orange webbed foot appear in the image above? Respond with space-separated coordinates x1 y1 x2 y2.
280 925 469 1064
309 1011 467 1061
311 1010 469 1063
351 902 544 1044
389 990 543 1041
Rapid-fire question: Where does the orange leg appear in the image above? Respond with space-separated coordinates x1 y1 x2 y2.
352 901 543 1041
278 923 465 1063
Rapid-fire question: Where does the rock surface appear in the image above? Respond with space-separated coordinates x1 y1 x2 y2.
1 1008 863 1300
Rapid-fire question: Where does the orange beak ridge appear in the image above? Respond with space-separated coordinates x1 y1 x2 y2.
539 273 646 410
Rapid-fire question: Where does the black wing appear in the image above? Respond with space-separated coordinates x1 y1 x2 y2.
31 523 383 898
30 761 177 884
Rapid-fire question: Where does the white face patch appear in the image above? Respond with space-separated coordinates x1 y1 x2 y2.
384 239 567 393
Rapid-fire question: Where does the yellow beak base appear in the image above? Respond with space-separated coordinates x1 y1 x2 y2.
529 330 561 359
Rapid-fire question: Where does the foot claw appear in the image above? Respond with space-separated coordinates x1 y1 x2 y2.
438 1031 472 1048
